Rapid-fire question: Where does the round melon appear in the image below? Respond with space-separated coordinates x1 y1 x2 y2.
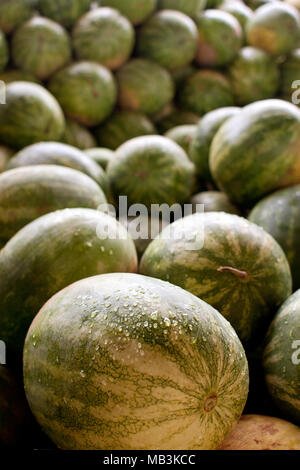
194 9 243 67
49 62 117 127
137 10 198 70
23 272 249 450
0 81 65 149
219 415 300 450
280 49 300 102
0 146 13 172
11 17 71 80
107 135 196 209
156 109 200 133
117 59 175 116
189 106 240 182
179 70 235 116
62 118 97 150
140 212 292 346
38 0 92 27
210 99 300 206
0 0 36 33
228 47 279 105
165 125 197 154
0 69 40 84
0 28 8 72
263 289 300 424
190 191 240 214
157 0 206 17
84 148 115 170
170 64 197 87
246 2 300 56
72 7 135 70
219 1 254 36
95 111 157 150
101 0 157 25
0 165 107 247
0 208 138 359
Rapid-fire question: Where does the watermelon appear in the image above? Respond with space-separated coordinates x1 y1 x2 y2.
263 289 300 424
0 69 40 84
206 0 223 7
38 0 92 27
0 81 65 150
0 28 8 72
0 146 13 172
165 125 197 154
11 17 71 80
179 70 235 116
0 208 137 360
156 108 201 133
219 415 300 450
194 10 243 67
249 184 300 290
95 110 157 150
137 10 198 70
210 99 300 206
190 191 240 214
49 61 117 127
170 64 197 88
228 46 280 105
62 118 97 150
157 0 206 17
117 59 175 116
23 272 249 450
140 212 292 346
84 148 115 170
246 2 300 57
72 7 135 71
219 1 254 37
0 0 36 33
101 0 157 25
107 135 196 209
189 106 240 182
280 49 300 102
0 165 107 247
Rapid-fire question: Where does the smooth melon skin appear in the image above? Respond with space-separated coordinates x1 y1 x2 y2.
0 165 107 247
0 208 138 363
165 125 197 155
38 0 92 28
61 118 97 150
140 212 292 346
218 415 300 450
157 0 206 17
101 0 157 25
0 0 37 33
210 99 300 207
263 290 300 425
23 272 249 450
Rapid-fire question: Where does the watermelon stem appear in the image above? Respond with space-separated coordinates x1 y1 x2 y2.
217 266 248 279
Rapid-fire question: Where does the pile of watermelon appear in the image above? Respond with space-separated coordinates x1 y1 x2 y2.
0 0 300 451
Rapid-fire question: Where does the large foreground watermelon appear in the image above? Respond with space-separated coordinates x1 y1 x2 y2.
11 17 71 80
140 212 292 345
38 0 92 27
0 82 65 149
0 29 8 72
210 99 300 206
101 0 157 25
263 289 300 425
157 0 206 17
23 272 249 450
0 0 36 33
0 208 137 361
62 118 97 149
107 135 196 209
72 7 135 70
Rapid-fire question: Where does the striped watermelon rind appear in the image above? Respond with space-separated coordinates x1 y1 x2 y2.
0 0 37 33
165 124 197 154
157 0 206 17
101 0 157 25
38 0 92 28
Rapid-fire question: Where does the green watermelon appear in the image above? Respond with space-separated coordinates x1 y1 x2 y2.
165 125 197 154
228 46 280 105
206 0 223 7
190 191 240 214
0 208 137 360
194 10 243 67
210 99 300 206
0 0 36 33
0 81 65 150
219 1 254 38
107 135 196 209
0 165 107 247
72 7 135 71
11 17 71 80
101 0 157 25
179 70 235 117
249 184 300 290
117 59 175 116
0 146 13 172
189 106 240 182
280 49 300 102
140 212 292 346
157 0 206 17
263 289 300 424
62 118 97 150
156 108 201 133
84 148 115 170
170 64 197 88
0 69 40 84
23 272 249 450
0 28 8 72
38 0 92 27
137 10 198 70
49 61 117 127
95 110 157 150
246 2 300 57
